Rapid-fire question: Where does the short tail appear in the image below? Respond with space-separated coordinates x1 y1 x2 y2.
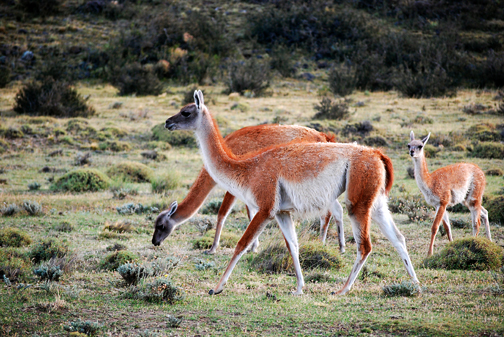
323 132 337 143
377 150 394 196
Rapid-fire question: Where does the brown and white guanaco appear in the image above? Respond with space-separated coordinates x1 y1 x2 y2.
164 90 418 295
152 124 345 253
408 131 491 257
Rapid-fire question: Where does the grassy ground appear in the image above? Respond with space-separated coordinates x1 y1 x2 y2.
1 81 504 336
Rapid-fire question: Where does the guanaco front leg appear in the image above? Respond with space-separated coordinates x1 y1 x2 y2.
206 192 236 254
428 204 447 257
442 211 453 241
209 210 272 295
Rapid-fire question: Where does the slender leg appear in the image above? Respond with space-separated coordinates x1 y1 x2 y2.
319 212 332 244
206 192 236 254
330 200 345 253
442 210 453 242
480 207 491 241
469 206 482 237
333 204 373 295
276 212 304 295
209 210 272 295
428 204 447 257
371 195 419 283
247 208 260 253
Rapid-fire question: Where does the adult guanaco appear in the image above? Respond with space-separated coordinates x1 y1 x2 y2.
152 124 346 253
408 131 491 257
164 90 418 295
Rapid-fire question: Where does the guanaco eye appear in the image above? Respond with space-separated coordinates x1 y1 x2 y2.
407 145 411 149
181 110 191 117
418 145 423 149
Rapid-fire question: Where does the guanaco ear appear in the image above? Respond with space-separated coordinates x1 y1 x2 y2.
167 201 178 217
422 132 431 145
194 90 201 110
197 90 204 107
410 130 415 141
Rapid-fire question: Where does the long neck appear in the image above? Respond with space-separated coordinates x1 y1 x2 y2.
413 153 432 189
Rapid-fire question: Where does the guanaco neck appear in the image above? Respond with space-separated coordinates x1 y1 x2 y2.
412 153 433 191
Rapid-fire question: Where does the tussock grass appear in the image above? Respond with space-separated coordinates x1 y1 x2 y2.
107 161 153 183
0 227 32 247
51 169 111 192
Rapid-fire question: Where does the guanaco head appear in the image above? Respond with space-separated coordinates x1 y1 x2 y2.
152 201 178 246
165 90 205 131
408 131 431 158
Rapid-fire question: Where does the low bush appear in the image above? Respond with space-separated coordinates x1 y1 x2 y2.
328 64 357 97
107 161 153 183
151 170 182 193
116 203 156 215
33 263 63 282
423 144 438 158
106 243 127 252
313 98 350 120
423 237 503 271
1 204 20 217
250 241 342 274
469 142 504 159
0 227 32 247
181 87 205 106
99 251 139 271
225 59 270 96
118 263 153 285
394 66 456 98
51 169 111 192
151 123 197 148
0 65 11 88
0 138 9 153
487 168 504 176
341 121 374 138
124 276 184 304
363 136 388 147
14 78 95 118
29 239 69 264
103 220 136 233
382 281 421 297
100 127 128 138
192 230 239 250
452 144 466 152
201 199 222 215
28 182 41 190
63 320 103 336
112 63 163 96
22 200 42 216
53 221 74 233
99 140 132 152
3 127 24 139
388 194 431 222
0 248 32 282
465 123 501 142
270 45 296 78
486 196 504 225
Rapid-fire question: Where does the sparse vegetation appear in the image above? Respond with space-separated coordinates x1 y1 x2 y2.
123 277 184 304
313 97 349 120
192 230 239 250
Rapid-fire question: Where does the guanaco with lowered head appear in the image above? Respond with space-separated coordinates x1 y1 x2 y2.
408 131 491 257
163 90 418 296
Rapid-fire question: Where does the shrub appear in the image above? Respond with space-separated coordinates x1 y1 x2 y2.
225 58 270 96
0 65 11 88
487 168 504 176
0 248 31 282
388 194 431 222
313 97 350 120
99 140 132 152
423 237 503 271
116 203 154 215
394 66 456 98
4 127 24 139
465 123 501 142
28 182 41 190
486 196 504 225
103 220 136 233
0 227 32 247
33 263 63 282
341 121 374 138
124 277 184 304
470 142 504 159
14 78 95 118
17 0 62 17
151 123 196 148
151 170 182 193
363 136 388 147
201 199 222 215
29 239 69 264
54 221 74 233
192 230 239 250
250 241 342 274
63 320 103 336
328 64 357 97
270 45 296 78
51 169 111 192
107 161 153 183
382 281 421 297
0 138 9 153
106 243 127 252
99 251 139 271
463 103 489 115
1 204 20 217
22 200 42 216
181 87 205 106
452 144 466 152
100 127 128 138
118 263 153 285
112 63 163 96
423 144 438 158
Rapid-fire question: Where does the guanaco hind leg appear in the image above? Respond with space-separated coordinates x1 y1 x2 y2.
206 192 237 254
276 212 304 295
480 207 491 240
428 204 447 257
442 210 453 241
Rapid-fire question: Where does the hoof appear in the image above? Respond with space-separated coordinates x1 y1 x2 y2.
208 289 222 296
204 249 216 255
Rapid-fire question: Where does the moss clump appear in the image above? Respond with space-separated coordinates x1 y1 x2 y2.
192 230 240 250
0 248 32 282
99 251 139 271
0 227 32 247
486 195 504 225
423 237 503 271
250 241 342 273
99 140 132 152
51 169 111 192
151 170 181 193
100 127 128 138
66 119 89 133
469 142 504 159
103 220 137 233
151 123 197 148
29 239 69 264
107 161 153 183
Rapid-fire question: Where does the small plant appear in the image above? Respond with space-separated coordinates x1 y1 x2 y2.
104 220 136 233
51 169 111 192
150 170 182 193
363 136 388 147
328 64 357 97
28 182 41 191
270 45 296 78
116 203 152 215
463 103 488 115
29 239 69 264
74 152 92 166
166 314 183 328
118 263 153 285
225 58 270 96
107 161 153 183
194 259 215 271
423 144 439 158
63 320 103 336
33 263 63 282
0 227 32 247
106 243 127 252
0 248 32 282
313 97 350 120
486 168 504 176
99 250 139 271
1 204 20 217
382 281 421 297
469 142 504 159
125 277 184 304
0 65 11 88
201 199 222 215
53 221 74 233
112 63 163 96
423 237 503 271
22 200 43 216
486 195 504 225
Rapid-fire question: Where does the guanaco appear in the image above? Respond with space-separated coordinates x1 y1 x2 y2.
408 131 491 257
164 90 418 295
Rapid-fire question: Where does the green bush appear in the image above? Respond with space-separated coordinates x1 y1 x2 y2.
0 65 11 88
99 251 139 271
270 45 296 78
51 169 111 192
107 161 153 183
225 58 270 96
388 194 431 222
112 63 163 96
151 170 182 193
1 204 20 217
100 127 128 138
151 123 197 148
0 227 32 247
28 182 41 190
0 248 32 282
29 239 69 264
382 281 421 297
4 127 24 139
124 276 184 304
192 230 239 250
313 97 349 120
486 168 504 176
22 200 42 215
486 196 504 225
54 221 74 233
328 64 357 97
250 241 342 274
117 263 153 285
99 140 132 152
469 142 504 159
465 123 501 142
33 263 63 282
63 320 103 336
14 78 95 118
0 138 9 153
423 237 503 271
